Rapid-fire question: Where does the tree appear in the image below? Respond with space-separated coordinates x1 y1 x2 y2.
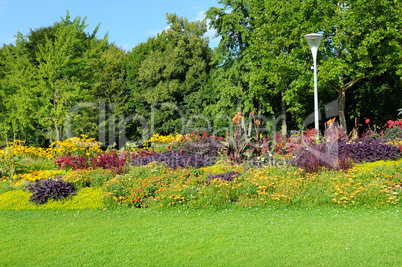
249 0 322 135
318 0 402 131
248 0 402 133
34 12 108 142
0 35 38 142
127 13 212 139
205 0 255 134
124 36 166 143
78 44 127 147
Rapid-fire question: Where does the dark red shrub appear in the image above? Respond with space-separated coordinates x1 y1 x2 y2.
92 152 127 174
55 154 89 170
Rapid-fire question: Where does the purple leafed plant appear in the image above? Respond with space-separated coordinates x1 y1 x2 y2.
27 179 76 204
338 139 402 163
130 150 215 169
206 171 238 183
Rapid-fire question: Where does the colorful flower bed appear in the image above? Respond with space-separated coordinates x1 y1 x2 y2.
0 116 401 210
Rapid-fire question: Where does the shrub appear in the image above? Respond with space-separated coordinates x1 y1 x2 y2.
207 171 238 183
0 187 103 210
362 119 402 141
50 135 103 157
339 139 401 163
62 168 115 189
102 163 243 208
130 150 214 169
382 125 402 141
292 142 353 173
18 157 57 173
0 181 13 194
27 179 77 204
55 154 89 170
142 133 184 153
0 148 19 179
103 164 182 208
130 149 155 160
220 128 253 165
12 169 67 186
91 151 127 174
273 129 317 156
180 132 222 160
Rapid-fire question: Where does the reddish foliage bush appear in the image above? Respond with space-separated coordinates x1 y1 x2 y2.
55 154 89 170
91 152 127 174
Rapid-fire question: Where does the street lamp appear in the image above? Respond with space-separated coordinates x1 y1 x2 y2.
304 33 322 134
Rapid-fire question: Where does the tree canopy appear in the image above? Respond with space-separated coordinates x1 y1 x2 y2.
1 4 401 147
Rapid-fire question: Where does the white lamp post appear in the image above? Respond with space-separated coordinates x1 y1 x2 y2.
304 33 322 134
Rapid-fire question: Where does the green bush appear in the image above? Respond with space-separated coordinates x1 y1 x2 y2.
61 168 115 189
18 157 57 173
0 181 13 194
0 187 103 210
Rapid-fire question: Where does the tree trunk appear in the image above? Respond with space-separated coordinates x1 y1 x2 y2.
55 122 61 142
247 114 252 137
281 90 287 136
49 127 53 145
338 90 347 132
5 135 9 147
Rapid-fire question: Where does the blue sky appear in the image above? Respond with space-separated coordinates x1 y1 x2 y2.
0 0 222 51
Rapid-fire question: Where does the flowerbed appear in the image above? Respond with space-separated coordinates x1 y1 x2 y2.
0 116 401 210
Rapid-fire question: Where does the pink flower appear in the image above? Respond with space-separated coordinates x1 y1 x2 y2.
179 149 183 153
380 132 384 136
365 119 370 124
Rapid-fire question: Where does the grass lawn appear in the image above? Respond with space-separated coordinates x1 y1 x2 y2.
0 206 401 266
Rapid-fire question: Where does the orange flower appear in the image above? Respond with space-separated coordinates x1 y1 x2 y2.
327 117 336 125
232 112 243 125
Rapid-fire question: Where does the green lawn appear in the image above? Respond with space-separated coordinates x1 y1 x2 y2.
1 207 401 266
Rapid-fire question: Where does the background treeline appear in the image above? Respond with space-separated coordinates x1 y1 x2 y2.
1 0 401 148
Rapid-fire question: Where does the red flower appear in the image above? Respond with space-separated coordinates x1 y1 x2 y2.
179 149 183 153
380 132 384 136
365 119 370 124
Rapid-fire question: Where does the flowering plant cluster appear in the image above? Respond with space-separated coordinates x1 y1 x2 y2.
1 113 402 210
363 119 402 141
49 135 103 157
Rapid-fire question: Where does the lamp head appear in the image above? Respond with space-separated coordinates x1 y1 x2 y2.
304 33 323 50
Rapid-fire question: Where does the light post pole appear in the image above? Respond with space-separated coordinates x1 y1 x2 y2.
304 33 322 135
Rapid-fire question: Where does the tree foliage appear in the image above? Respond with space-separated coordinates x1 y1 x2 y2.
125 13 213 141
0 4 401 147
